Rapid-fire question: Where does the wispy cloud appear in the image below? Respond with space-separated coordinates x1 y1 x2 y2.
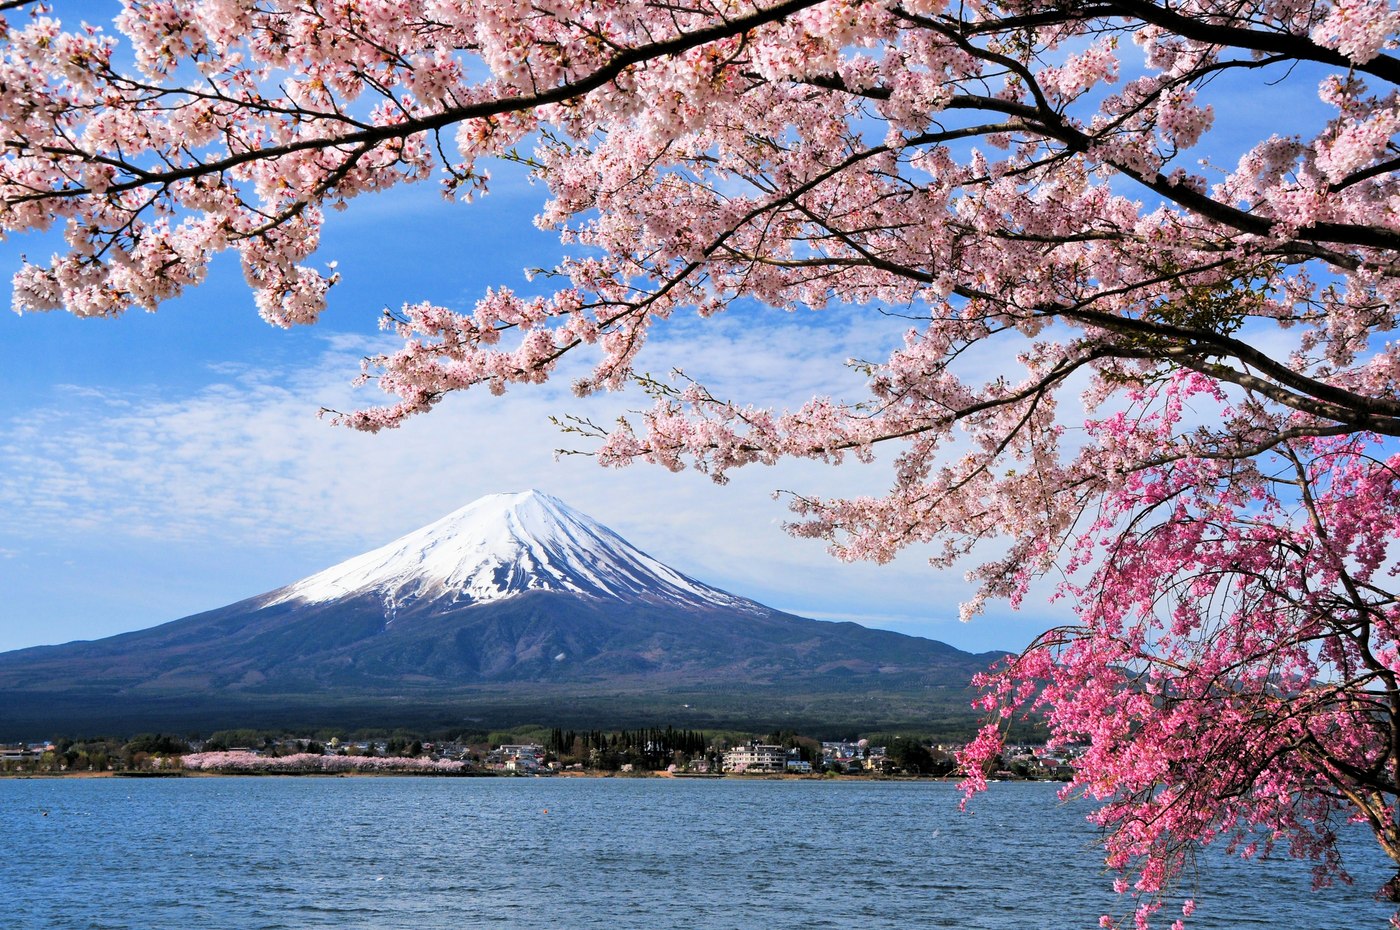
0 305 1049 653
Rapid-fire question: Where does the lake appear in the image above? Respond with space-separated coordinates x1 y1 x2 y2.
0 776 1389 928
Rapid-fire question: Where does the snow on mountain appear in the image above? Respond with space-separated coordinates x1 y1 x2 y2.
266 490 758 613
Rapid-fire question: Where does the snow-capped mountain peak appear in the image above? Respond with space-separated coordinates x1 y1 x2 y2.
266 490 755 612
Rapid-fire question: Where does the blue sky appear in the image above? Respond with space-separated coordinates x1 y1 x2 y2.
0 149 1057 656
0 3 1344 658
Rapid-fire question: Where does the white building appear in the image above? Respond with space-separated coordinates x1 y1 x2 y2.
723 742 786 773
496 743 543 773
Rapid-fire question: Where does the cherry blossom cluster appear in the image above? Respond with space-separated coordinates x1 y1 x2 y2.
181 751 468 773
961 426 1400 927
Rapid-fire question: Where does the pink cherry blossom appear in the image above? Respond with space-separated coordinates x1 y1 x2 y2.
182 751 469 774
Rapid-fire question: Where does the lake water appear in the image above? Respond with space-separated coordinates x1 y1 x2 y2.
0 777 1390 929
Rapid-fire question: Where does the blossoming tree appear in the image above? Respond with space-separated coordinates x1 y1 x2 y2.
3 0 1399 922
181 750 467 774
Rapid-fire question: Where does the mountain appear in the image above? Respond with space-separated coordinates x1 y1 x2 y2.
0 491 1004 738
263 489 759 614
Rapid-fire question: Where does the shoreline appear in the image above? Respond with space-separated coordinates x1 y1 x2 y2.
0 768 1029 783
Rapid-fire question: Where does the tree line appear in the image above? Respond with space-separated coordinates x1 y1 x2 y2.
547 726 712 769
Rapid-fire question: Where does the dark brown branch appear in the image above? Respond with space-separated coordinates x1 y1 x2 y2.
1104 0 1400 85
9 0 827 202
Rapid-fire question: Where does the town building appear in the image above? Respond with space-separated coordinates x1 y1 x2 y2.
723 741 786 773
493 743 544 773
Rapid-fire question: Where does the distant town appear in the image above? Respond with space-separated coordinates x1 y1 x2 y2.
0 727 1075 781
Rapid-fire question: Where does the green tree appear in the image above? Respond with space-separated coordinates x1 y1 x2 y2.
888 738 935 775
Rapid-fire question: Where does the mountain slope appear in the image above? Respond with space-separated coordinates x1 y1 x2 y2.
0 491 1002 736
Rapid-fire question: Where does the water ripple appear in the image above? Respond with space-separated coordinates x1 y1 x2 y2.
0 777 1388 929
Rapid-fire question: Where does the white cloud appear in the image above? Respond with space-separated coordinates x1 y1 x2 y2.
0 310 1048 654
